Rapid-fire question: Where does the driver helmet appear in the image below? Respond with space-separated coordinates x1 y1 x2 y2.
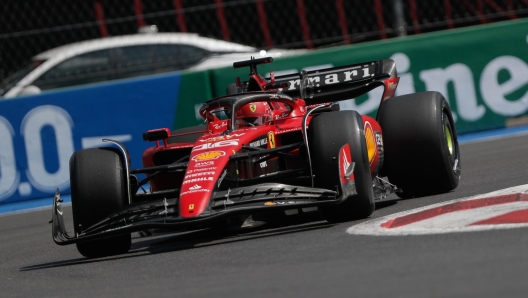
236 102 271 127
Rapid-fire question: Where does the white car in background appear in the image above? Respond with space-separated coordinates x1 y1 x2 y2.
1 32 295 98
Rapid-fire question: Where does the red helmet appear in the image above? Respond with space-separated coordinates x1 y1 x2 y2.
236 102 271 127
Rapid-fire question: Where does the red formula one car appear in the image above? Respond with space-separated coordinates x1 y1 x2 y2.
52 57 460 257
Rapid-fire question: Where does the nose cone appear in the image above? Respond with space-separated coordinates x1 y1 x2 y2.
180 130 262 217
179 179 215 217
179 147 232 218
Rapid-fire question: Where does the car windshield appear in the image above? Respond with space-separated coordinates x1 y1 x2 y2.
0 61 42 96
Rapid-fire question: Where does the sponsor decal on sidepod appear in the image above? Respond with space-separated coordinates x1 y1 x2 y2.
249 138 268 147
267 131 275 148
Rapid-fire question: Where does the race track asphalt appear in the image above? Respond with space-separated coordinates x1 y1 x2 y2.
1 134 528 298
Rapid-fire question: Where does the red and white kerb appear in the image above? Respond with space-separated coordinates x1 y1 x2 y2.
347 185 528 236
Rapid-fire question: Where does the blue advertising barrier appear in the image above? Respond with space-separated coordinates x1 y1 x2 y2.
0 73 182 205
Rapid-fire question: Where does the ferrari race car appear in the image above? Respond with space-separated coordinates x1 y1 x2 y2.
52 57 461 257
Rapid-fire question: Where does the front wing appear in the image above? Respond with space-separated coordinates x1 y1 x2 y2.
52 179 356 245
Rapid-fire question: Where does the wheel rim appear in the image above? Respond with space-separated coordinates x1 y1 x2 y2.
445 121 454 156
443 111 460 176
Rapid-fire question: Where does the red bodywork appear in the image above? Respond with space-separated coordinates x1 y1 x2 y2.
51 58 402 248
142 63 394 218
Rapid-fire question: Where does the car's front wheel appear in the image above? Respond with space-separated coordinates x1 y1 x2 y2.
309 110 375 222
70 148 131 258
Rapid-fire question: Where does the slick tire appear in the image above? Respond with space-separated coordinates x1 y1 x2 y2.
377 91 460 198
70 148 131 258
309 111 375 222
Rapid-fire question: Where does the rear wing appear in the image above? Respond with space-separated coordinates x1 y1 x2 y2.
273 59 398 105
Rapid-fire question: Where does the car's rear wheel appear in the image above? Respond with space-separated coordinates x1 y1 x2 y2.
70 148 131 258
309 111 375 222
377 91 460 198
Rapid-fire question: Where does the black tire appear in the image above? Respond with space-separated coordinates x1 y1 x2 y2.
167 125 206 144
309 111 375 222
377 91 460 198
70 148 131 258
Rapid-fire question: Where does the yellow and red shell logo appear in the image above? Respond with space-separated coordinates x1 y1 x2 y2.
250 104 257 113
192 151 225 161
364 122 377 165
